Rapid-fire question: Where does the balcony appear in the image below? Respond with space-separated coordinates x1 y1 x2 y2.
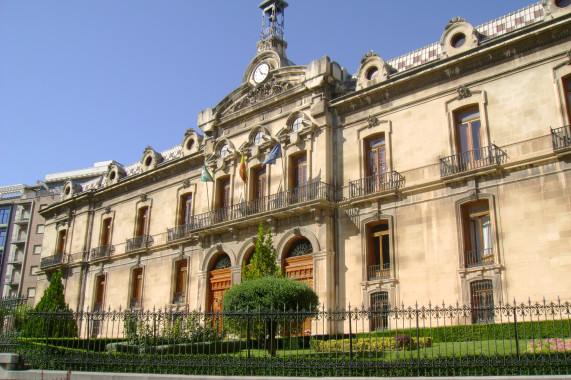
464 248 494 268
367 263 390 281
90 245 114 261
7 254 23 264
40 253 64 269
551 125 571 151
126 235 153 252
167 182 334 240
348 171 404 199
173 292 186 304
439 145 507 178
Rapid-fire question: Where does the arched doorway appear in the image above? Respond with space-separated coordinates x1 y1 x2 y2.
208 253 232 313
283 238 314 288
283 238 314 334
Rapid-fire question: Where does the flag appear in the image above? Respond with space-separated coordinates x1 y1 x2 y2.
239 155 248 183
201 165 214 182
262 143 282 167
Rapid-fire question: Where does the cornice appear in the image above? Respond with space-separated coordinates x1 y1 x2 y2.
332 17 571 116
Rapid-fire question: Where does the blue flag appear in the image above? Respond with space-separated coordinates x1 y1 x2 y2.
262 143 282 167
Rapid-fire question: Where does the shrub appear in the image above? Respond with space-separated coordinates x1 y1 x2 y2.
223 276 319 357
310 336 433 353
20 269 78 338
394 334 412 349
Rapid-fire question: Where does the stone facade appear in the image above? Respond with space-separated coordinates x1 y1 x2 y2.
37 0 571 328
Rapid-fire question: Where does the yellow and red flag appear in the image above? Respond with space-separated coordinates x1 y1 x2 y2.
239 155 248 183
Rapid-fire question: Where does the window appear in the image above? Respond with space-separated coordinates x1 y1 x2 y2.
220 144 229 157
292 117 304 132
366 135 386 177
254 131 264 146
292 154 307 189
461 200 494 268
217 177 231 209
33 245 42 255
0 207 10 224
178 193 193 226
36 224 44 234
55 229 67 254
94 275 105 311
367 221 391 280
173 260 188 304
100 218 112 247
30 266 38 276
135 207 149 237
27 288 36 298
370 292 389 331
454 106 482 162
130 268 143 309
253 167 267 199
563 75 571 123
0 229 6 246
470 280 494 324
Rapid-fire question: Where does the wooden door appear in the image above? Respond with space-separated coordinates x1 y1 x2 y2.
284 254 313 335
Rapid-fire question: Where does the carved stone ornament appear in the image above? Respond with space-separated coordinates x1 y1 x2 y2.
361 50 379 64
104 206 111 214
140 194 148 202
184 128 194 137
367 115 380 128
457 85 472 99
182 179 191 188
233 78 294 112
143 146 153 154
445 17 466 31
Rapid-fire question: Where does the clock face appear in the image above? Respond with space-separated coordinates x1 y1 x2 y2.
253 62 269 83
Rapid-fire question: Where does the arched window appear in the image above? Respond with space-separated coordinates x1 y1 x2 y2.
220 144 230 157
292 117 304 132
254 131 264 146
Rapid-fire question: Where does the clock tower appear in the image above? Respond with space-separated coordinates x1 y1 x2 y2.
257 0 288 58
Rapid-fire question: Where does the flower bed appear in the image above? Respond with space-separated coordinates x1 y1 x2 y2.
527 338 571 354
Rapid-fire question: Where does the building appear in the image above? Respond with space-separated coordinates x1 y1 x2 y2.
36 0 570 328
0 162 111 304
0 185 60 303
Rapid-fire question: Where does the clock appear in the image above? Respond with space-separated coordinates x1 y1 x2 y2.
253 62 269 83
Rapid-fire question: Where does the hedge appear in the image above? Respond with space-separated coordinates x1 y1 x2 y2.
311 336 433 353
370 319 571 343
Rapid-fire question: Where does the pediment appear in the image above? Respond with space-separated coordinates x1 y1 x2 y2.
217 77 295 118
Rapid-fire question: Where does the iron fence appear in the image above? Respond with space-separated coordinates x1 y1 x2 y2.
0 298 570 377
439 144 507 177
465 248 494 268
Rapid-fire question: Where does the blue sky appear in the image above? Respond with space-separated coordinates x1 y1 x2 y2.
0 0 534 187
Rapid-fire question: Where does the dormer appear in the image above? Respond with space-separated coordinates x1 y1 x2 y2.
356 51 391 91
62 180 82 200
440 17 479 58
106 161 126 186
141 146 163 173
181 128 203 157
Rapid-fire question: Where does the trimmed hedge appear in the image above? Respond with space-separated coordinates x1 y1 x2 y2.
311 336 433 353
370 319 571 343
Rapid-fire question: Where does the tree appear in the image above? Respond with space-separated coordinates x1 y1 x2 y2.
242 223 281 281
21 269 78 338
223 276 318 357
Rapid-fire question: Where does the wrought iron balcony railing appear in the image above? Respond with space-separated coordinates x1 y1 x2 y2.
551 125 571 150
90 245 114 261
167 182 334 240
173 292 186 304
440 145 507 177
465 248 494 268
40 253 64 269
126 235 153 252
367 263 391 281
349 171 404 199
